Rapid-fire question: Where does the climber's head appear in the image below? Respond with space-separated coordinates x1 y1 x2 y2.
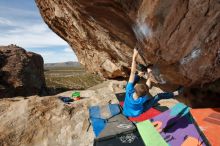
134 83 149 97
137 64 148 72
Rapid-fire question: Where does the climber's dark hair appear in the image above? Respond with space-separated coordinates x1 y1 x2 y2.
135 83 149 97
137 64 148 72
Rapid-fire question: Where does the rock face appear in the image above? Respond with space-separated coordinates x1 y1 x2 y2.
35 0 220 86
0 45 46 98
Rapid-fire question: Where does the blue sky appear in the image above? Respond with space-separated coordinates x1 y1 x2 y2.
0 0 78 63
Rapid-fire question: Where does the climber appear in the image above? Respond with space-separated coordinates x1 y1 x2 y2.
135 63 158 88
123 48 183 117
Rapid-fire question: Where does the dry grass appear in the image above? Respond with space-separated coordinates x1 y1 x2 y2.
44 67 103 91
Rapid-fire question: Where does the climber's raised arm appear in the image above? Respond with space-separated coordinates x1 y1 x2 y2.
128 48 139 83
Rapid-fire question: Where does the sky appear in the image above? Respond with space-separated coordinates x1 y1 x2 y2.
0 0 78 63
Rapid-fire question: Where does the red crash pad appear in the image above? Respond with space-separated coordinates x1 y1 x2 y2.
191 108 220 146
119 101 161 122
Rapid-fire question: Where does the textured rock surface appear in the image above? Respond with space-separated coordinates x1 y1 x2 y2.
0 45 45 98
35 0 220 86
0 81 124 146
0 80 178 146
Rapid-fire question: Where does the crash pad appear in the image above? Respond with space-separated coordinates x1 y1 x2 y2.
94 131 145 146
150 103 209 146
136 120 168 146
191 108 220 146
89 104 136 141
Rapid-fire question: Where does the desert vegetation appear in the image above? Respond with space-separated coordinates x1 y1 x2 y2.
44 66 103 95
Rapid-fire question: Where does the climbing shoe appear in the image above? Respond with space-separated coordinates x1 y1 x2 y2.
177 86 184 95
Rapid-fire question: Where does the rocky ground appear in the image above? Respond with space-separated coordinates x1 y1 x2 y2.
0 80 178 146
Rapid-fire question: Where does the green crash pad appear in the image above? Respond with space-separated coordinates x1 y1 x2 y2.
136 120 168 146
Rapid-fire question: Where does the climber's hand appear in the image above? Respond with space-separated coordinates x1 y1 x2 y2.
138 71 144 77
133 48 139 60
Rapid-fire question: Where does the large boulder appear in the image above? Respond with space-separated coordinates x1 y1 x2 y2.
0 45 46 98
35 0 220 86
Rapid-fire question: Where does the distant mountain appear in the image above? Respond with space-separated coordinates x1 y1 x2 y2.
44 61 82 68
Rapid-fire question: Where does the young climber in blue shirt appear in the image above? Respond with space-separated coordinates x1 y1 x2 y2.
123 48 183 117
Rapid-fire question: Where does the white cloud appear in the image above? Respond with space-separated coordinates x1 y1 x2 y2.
0 17 13 25
0 6 37 18
0 18 68 48
64 47 73 52
38 51 55 57
31 49 78 63
8 24 48 34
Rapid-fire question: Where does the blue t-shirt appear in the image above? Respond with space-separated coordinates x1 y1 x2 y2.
123 82 149 117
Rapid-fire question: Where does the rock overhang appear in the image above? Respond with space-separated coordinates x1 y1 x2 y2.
35 0 220 86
